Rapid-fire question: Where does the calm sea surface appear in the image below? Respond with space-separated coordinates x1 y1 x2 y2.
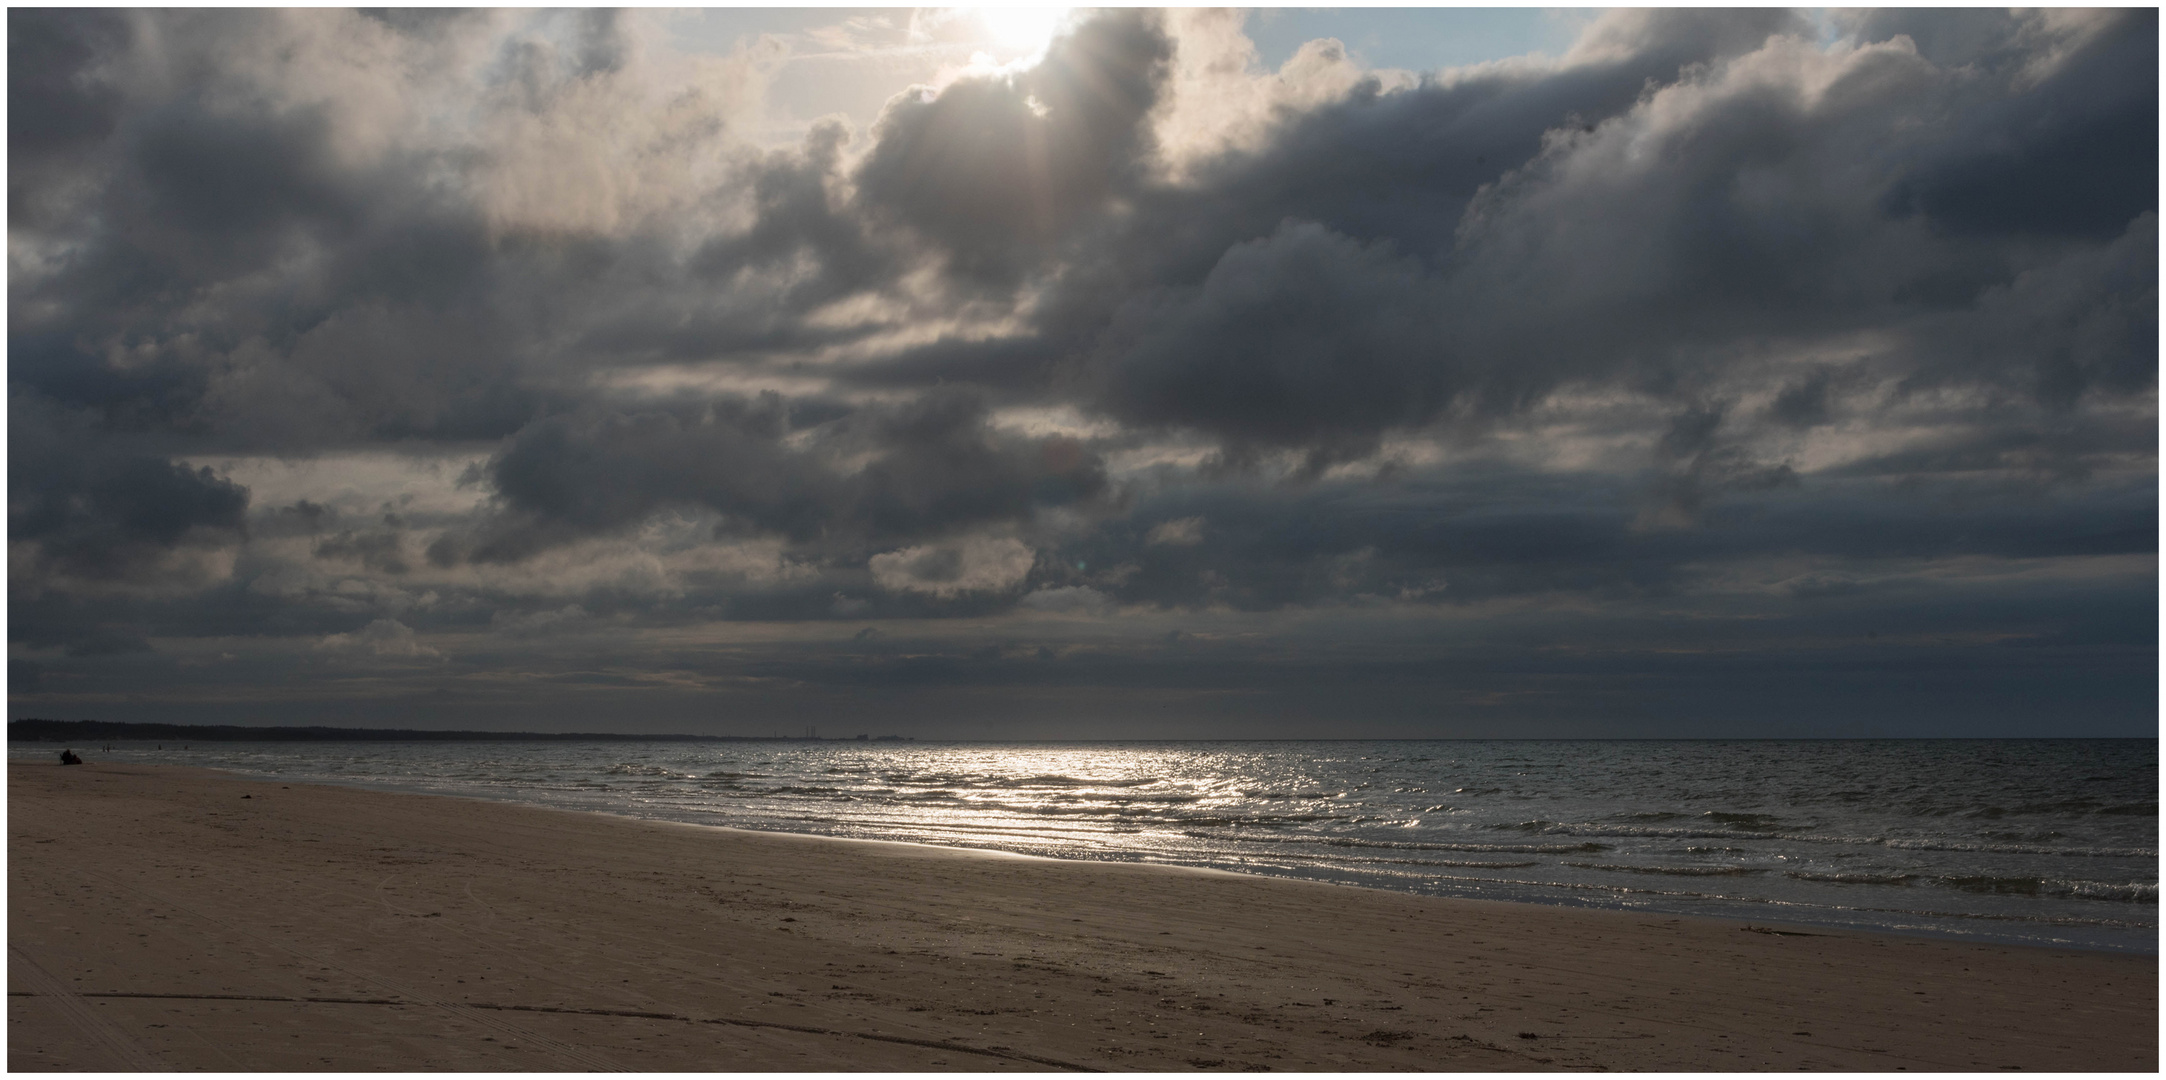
18 738 2155 953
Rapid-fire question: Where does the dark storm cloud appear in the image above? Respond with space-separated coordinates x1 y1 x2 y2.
10 12 741 455
10 334 207 432
10 395 249 581
8 9 131 229
1027 466 2154 614
1900 213 2158 411
10 27 530 449
855 10 1174 283
1093 221 1453 459
841 10 1819 419
130 102 363 244
15 8 2152 458
441 390 1107 564
1865 8 2157 240
7 10 127 157
7 9 2153 735
836 7 2155 469
1387 25 2151 431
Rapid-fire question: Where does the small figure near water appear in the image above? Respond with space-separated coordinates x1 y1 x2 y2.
58 749 82 765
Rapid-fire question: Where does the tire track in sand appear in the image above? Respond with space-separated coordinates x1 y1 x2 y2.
73 868 627 1071
8 944 165 1070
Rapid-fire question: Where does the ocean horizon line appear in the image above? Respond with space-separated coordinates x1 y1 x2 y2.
8 720 2157 745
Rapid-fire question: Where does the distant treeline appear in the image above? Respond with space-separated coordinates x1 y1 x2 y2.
9 719 910 744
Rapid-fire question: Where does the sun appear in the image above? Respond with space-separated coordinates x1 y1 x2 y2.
971 6 1070 56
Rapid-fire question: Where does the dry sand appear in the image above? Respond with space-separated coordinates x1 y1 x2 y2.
8 761 2155 1071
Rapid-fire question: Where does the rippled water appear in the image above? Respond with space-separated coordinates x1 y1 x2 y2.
22 738 2154 953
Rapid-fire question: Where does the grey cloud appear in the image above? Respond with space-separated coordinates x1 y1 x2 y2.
487 9 632 109
10 11 725 458
1833 8 2023 69
445 390 1107 565
843 7 2154 474
13 452 248 578
318 617 439 659
1133 8 1810 278
1657 404 1727 463
258 500 335 540
687 120 896 318
855 10 1173 283
567 9 628 79
10 397 250 580
1145 516 1203 546
1424 26 2151 421
313 528 412 575
1638 400 1800 527
8 9 130 229
1562 8 1807 68
129 100 364 245
6 9 2152 736
8 9 128 159
1901 213 2157 412
854 391 1106 538
1818 412 2156 489
843 20 1759 398
1018 585 1114 614
1870 9 2156 241
1032 464 2155 614
9 334 208 433
1766 369 1839 429
461 394 840 559
491 604 592 637
870 536 1035 597
63 629 154 658
1095 221 1453 457
354 9 481 38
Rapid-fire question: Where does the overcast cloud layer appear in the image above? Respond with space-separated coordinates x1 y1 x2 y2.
9 8 2155 737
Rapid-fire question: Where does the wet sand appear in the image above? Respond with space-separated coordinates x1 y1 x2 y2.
8 761 2155 1071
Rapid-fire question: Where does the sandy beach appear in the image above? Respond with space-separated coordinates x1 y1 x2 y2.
8 761 2155 1071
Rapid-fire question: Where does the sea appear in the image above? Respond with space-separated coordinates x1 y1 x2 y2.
17 738 2156 954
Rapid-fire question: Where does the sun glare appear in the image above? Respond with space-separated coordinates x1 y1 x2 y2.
972 6 1069 56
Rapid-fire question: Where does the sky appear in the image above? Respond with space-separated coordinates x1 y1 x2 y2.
7 8 2157 739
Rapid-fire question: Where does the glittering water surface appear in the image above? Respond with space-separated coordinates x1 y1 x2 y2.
25 739 2154 952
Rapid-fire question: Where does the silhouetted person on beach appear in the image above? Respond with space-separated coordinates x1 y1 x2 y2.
58 749 82 765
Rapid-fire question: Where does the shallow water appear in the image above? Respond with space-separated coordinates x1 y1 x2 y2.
20 738 2155 953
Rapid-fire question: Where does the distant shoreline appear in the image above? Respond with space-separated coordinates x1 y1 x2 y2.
6 718 911 744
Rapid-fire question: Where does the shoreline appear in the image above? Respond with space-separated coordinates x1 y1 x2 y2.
80 752 2157 957
11 761 2157 1071
521 797 2163 956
